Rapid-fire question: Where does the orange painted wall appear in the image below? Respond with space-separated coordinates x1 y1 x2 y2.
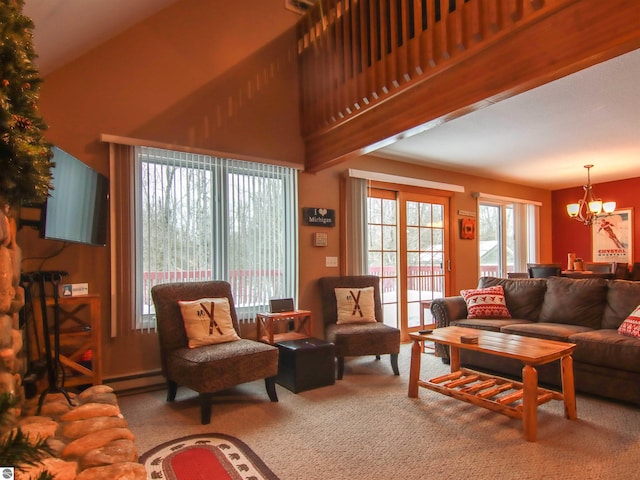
18 0 553 380
298 156 553 338
18 0 304 379
552 176 640 266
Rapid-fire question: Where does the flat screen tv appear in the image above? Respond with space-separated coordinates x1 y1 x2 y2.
39 146 109 246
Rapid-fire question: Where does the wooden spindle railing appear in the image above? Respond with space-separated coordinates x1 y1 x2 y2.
296 0 640 173
297 0 557 137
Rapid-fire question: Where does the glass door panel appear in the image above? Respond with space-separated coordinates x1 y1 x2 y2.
368 190 399 328
404 198 446 332
368 188 449 339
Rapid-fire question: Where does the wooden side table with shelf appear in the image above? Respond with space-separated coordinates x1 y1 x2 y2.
256 310 313 345
45 294 102 387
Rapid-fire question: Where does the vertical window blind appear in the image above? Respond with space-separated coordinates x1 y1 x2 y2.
109 143 298 336
138 146 299 330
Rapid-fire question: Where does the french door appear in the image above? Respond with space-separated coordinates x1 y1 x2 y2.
368 187 450 341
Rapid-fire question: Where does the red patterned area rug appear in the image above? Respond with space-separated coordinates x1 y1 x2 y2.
140 433 280 480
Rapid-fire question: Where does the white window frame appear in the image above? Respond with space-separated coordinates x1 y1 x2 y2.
135 146 299 330
476 192 540 278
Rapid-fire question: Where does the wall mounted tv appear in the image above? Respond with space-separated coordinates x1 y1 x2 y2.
39 146 109 246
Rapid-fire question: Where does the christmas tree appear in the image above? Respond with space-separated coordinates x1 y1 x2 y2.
0 0 53 209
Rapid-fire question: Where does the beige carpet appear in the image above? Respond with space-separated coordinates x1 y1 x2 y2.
119 344 640 480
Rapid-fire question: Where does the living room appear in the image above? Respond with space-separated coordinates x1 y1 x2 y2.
13 0 638 385
3 0 640 477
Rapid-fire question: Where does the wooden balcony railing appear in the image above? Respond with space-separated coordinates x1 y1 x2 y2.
298 0 557 135
296 0 640 172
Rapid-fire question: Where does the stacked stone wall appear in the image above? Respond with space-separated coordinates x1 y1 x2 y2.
0 207 27 421
18 387 146 479
0 209 145 479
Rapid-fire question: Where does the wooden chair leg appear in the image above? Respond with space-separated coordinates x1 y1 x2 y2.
199 393 212 425
265 377 278 402
166 380 178 402
390 353 400 375
337 357 345 380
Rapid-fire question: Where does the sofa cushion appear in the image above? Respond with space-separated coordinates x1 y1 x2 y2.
604 280 640 329
478 277 547 321
569 329 640 374
501 322 592 342
451 318 534 332
538 276 608 329
461 285 511 319
166 339 279 392
325 322 400 357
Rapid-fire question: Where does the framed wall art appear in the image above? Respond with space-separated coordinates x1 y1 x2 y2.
592 208 633 263
460 217 476 240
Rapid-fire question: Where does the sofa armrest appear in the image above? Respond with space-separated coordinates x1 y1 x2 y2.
430 296 467 363
431 296 467 328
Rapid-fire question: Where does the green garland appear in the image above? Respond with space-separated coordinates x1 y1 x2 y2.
0 0 53 209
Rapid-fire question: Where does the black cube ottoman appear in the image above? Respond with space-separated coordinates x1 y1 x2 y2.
275 338 335 393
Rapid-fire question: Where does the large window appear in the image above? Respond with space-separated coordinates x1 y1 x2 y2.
136 146 298 328
478 196 539 278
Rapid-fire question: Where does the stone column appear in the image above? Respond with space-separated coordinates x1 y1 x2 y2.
0 206 25 419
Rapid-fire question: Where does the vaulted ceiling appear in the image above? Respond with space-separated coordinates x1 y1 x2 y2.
23 0 640 190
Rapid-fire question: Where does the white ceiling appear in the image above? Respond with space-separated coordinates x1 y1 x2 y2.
23 1 640 191
375 48 640 190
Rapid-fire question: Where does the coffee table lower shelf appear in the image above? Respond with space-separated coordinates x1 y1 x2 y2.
419 368 563 420
409 327 577 442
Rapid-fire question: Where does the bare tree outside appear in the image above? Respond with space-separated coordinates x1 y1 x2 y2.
137 148 297 323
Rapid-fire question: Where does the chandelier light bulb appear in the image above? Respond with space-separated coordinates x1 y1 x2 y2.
588 200 602 214
567 203 580 217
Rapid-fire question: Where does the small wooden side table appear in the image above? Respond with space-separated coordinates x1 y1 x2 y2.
256 310 313 345
46 294 102 387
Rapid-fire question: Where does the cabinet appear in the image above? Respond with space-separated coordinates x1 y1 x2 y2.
45 294 102 387
256 310 313 344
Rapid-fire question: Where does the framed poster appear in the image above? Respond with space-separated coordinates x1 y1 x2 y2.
592 208 633 263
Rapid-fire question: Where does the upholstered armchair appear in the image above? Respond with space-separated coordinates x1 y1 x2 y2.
318 275 400 380
151 281 279 424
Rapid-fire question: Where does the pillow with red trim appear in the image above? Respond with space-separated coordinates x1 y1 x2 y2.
618 305 640 339
460 285 511 319
178 297 240 348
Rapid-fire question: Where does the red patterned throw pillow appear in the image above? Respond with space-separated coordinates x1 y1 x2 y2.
618 305 640 339
461 285 511 319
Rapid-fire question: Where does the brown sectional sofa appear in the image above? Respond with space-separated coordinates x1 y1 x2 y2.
430 276 640 406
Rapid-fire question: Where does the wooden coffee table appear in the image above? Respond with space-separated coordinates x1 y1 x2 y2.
408 326 577 441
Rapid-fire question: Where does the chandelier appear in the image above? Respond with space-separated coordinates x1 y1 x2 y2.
566 165 616 226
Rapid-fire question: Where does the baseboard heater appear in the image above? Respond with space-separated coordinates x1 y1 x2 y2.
104 370 164 394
